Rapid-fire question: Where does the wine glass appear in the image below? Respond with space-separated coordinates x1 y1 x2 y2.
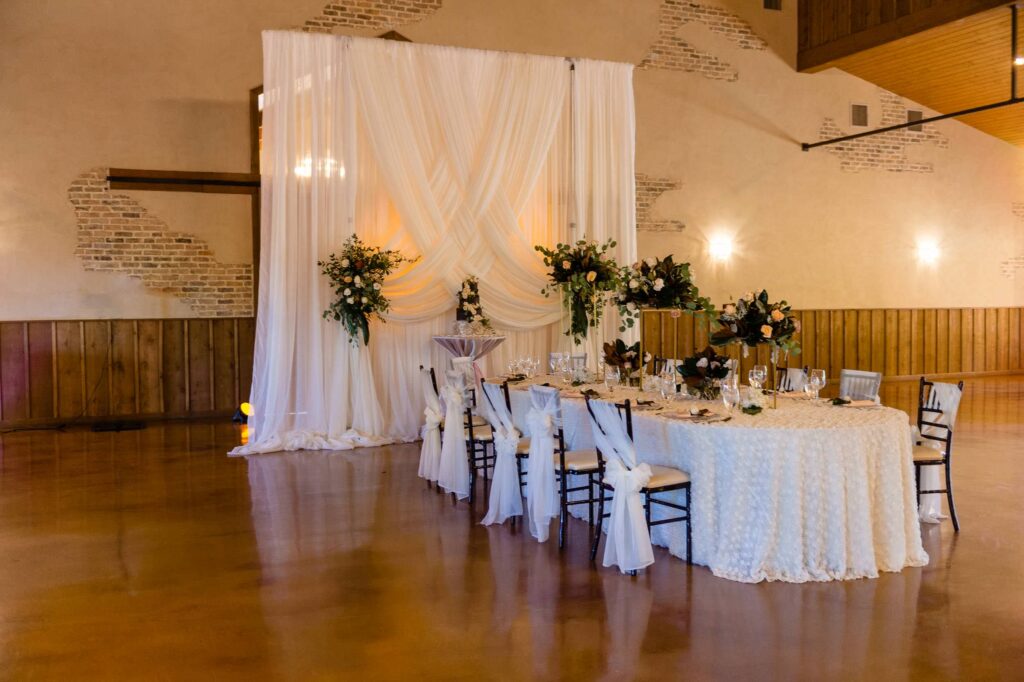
809 369 826 398
751 365 767 389
603 366 620 392
549 352 561 375
721 385 741 413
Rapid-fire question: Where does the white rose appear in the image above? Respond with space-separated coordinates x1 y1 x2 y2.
341 258 350 267
629 279 639 289
696 357 709 368
354 275 361 284
626 302 637 312
644 257 657 267
710 361 720 369
653 278 665 291
723 303 736 315
343 288 351 296
562 260 571 269
346 296 354 304
362 296 368 303
373 283 381 290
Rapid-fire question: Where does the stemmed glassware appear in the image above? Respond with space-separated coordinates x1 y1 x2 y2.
721 384 741 413
604 366 620 392
808 369 826 399
749 364 767 390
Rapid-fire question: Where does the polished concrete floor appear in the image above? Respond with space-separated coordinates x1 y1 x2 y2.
0 377 1021 680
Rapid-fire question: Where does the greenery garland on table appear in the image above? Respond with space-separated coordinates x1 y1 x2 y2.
319 235 417 345
535 239 621 343
710 289 801 356
676 345 731 400
456 276 492 330
616 255 714 332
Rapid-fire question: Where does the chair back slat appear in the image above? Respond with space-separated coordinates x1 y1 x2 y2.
839 369 882 401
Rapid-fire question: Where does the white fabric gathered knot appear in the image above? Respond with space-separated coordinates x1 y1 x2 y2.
437 383 470 499
603 459 655 574
525 403 560 542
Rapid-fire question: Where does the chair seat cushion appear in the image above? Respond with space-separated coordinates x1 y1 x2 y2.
516 437 531 455
913 444 945 463
646 465 690 488
553 449 600 472
466 425 493 442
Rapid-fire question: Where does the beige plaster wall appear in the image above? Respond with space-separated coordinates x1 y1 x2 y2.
1 0 1022 320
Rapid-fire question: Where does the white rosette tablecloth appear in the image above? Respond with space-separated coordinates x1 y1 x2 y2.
506 378 928 583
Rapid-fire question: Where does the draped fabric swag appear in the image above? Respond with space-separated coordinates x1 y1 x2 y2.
233 32 636 455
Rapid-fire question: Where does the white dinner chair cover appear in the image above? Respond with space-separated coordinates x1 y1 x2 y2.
778 368 807 392
437 370 470 499
917 381 962 523
525 385 562 542
418 368 443 482
587 400 655 574
480 382 524 525
840 369 882 402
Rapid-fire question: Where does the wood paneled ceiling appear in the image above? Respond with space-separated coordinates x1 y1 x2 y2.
812 5 1024 147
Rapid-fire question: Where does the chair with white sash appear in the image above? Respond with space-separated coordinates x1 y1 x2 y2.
913 377 964 531
421 365 487 432
776 366 808 392
570 353 587 369
417 366 443 486
840 369 882 402
479 381 527 526
524 385 601 548
437 370 493 504
585 397 692 573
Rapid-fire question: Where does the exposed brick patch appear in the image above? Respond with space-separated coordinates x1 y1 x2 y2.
69 169 253 317
636 173 685 232
639 0 767 81
819 90 949 173
304 0 442 32
1000 203 1024 278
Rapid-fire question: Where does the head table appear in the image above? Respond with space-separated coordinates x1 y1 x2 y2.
499 375 928 583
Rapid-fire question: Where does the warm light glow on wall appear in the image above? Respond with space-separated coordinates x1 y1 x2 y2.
294 156 344 178
708 234 734 262
916 238 941 265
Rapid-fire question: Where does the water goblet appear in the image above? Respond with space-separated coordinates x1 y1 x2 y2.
721 385 741 413
809 369 826 398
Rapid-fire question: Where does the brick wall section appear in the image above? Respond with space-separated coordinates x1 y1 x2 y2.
639 0 767 81
636 173 685 232
304 0 442 32
820 90 948 173
69 169 253 317
1001 202 1024 278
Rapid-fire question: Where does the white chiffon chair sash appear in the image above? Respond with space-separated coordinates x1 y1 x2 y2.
840 369 882 401
587 400 654 574
480 382 524 525
418 368 443 482
437 371 470 499
917 382 962 523
525 385 561 542
779 368 807 392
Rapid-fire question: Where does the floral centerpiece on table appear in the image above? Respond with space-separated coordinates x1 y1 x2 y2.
676 346 731 400
603 339 651 384
456 276 492 331
319 235 417 345
710 289 801 357
616 255 714 332
536 239 621 343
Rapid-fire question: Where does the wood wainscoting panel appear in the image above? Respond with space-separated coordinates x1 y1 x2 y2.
639 307 1024 383
0 317 254 428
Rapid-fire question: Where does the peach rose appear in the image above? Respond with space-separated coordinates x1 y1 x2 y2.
771 309 784 322
761 324 774 338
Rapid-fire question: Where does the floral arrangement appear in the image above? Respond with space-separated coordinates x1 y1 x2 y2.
456 276 491 330
710 289 801 355
536 239 621 343
319 235 416 345
616 255 714 332
603 339 651 379
676 346 731 400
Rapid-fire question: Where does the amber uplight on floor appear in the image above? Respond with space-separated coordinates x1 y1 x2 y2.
0 378 1021 680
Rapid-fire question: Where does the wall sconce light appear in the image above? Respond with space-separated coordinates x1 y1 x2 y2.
708 234 734 262
916 238 941 265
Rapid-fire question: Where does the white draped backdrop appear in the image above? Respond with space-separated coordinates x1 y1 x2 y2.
232 32 636 455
